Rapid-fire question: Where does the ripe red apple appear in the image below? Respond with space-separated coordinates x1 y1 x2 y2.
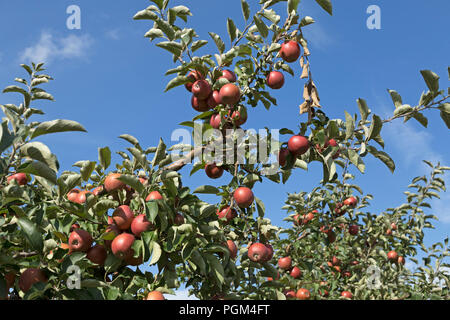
5 272 16 289
146 191 163 201
233 187 254 208
266 71 284 89
7 173 29 186
230 108 248 126
18 268 47 293
265 244 274 261
104 173 126 192
112 205 135 231
247 243 269 263
219 83 241 105
205 163 224 179
185 70 203 92
111 233 135 260
332 256 341 266
341 291 353 299
397 256 405 265
284 290 297 299
68 229 93 252
191 95 210 112
192 79 212 100
174 213 185 225
210 113 223 129
350 260 359 266
131 214 153 237
278 257 292 270
104 224 120 249
280 41 301 63
343 196 357 207
207 90 222 108
221 69 237 82
348 225 359 235
391 223 398 231
216 206 237 223
386 228 393 236
226 240 237 259
278 148 290 167
67 189 81 203
334 202 346 216
387 250 398 262
290 266 302 279
146 291 165 300
87 244 107 266
288 135 310 156
296 288 311 300
92 185 105 196
76 190 93 204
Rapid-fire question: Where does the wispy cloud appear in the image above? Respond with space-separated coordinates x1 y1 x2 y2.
303 23 335 50
19 31 93 64
105 29 121 40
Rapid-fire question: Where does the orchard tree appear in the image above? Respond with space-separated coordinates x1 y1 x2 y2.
0 0 449 300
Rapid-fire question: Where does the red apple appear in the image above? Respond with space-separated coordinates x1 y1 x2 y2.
131 214 153 237
278 148 290 167
87 244 107 266
290 266 302 279
247 243 269 263
221 69 237 82
343 196 357 207
104 173 126 193
146 291 165 300
341 291 353 299
265 244 274 261
68 229 93 252
219 83 241 105
332 256 341 266
112 205 135 231
67 189 81 203
284 290 297 299
397 256 405 265
205 163 224 179
191 95 210 112
174 213 185 226
278 257 292 270
226 240 238 259
348 225 359 235
216 206 237 223
288 135 310 156
192 79 212 100
296 288 311 300
387 250 398 262
210 113 223 129
185 70 203 92
233 187 254 208
266 71 284 89
18 268 47 293
207 90 222 108
111 233 135 260
146 191 163 201
7 173 29 185
280 41 301 63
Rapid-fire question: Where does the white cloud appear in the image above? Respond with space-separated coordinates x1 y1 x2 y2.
19 31 93 64
303 23 335 50
105 29 121 40
165 290 198 300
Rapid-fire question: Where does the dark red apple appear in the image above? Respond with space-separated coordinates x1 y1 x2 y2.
18 268 47 293
288 135 310 156
280 40 301 63
226 240 237 259
221 69 237 82
290 266 302 279
112 205 135 231
68 229 93 252
278 148 290 167
210 113 223 129
278 257 292 270
87 244 107 266
7 173 29 186
233 187 254 208
207 90 222 108
174 213 185 225
185 70 203 92
192 79 212 100
343 196 357 207
111 233 135 260
205 163 224 179
266 71 284 89
348 225 359 235
219 83 241 105
341 291 352 299
387 250 398 262
216 206 237 223
247 243 269 263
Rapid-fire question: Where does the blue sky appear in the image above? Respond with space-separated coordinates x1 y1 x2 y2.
0 0 449 298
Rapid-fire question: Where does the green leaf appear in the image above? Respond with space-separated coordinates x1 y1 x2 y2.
227 18 237 43
164 75 190 92
315 0 333 15
367 146 395 173
0 121 16 153
80 161 96 181
17 216 43 252
118 134 140 147
241 0 250 21
388 90 403 108
254 16 269 38
347 149 365 174
144 28 165 40
149 242 162 265
145 201 159 223
440 111 450 129
393 104 413 117
344 111 354 139
300 16 315 27
412 112 428 128
117 174 144 194
18 160 57 184
98 147 111 170
156 41 183 56
152 138 167 167
133 9 158 20
208 32 225 54
155 18 175 41
368 114 382 141
288 0 301 14
32 91 54 101
20 142 59 172
254 197 265 217
420 70 440 93
191 40 208 52
193 185 220 194
31 119 87 139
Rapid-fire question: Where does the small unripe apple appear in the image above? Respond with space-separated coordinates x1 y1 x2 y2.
219 83 241 105
146 291 165 300
266 71 284 89
146 191 163 201
296 288 311 300
18 268 47 293
131 214 153 237
192 79 212 100
233 187 254 208
87 244 108 266
278 257 292 270
111 233 135 260
104 173 126 193
288 135 310 156
205 163 224 179
68 229 93 252
280 41 301 63
247 243 269 263
7 173 29 186
221 69 237 82
112 205 135 231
